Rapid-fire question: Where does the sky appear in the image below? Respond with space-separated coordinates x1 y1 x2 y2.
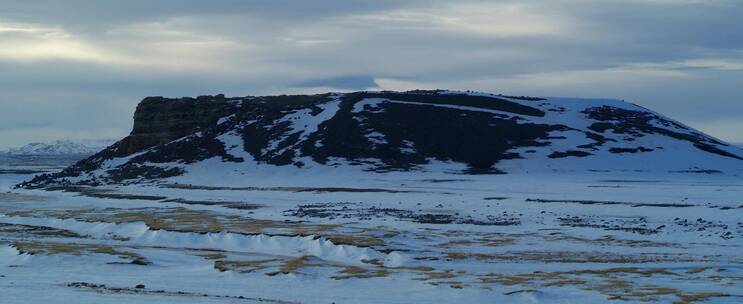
1 0 742 148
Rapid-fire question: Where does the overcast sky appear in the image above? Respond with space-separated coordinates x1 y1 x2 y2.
1 0 742 148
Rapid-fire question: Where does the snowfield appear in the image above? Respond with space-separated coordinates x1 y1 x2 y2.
2 164 743 303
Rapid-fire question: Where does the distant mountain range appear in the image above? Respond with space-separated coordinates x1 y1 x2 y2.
2 139 115 156
20 90 743 188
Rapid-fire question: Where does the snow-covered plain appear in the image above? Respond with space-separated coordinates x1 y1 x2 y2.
2 159 743 303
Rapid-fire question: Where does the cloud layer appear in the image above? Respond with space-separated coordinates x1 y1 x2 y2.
1 0 742 147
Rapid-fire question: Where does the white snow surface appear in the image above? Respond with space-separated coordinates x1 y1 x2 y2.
2 161 743 303
2 139 116 155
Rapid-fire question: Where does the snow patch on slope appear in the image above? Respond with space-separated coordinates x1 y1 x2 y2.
265 95 342 154
217 131 254 162
287 94 342 140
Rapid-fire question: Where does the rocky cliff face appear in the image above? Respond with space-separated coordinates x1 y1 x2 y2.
117 95 235 155
21 90 743 188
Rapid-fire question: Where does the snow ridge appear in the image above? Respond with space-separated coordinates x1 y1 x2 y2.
2 139 115 155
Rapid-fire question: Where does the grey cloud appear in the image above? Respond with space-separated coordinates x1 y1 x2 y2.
296 75 379 90
0 0 742 147
0 0 428 31
562 1 743 50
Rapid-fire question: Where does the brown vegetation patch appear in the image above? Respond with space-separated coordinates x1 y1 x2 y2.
214 259 280 273
7 207 337 237
0 223 80 238
197 252 227 260
543 233 682 248
325 235 384 247
332 266 391 280
12 241 143 262
0 192 51 202
445 250 698 264
476 267 734 303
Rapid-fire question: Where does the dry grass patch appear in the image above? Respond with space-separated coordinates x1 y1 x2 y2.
0 223 80 238
198 253 227 260
12 241 142 262
543 233 681 248
429 280 466 289
415 269 462 282
382 231 400 238
685 267 708 274
214 259 279 273
0 193 51 202
332 266 391 280
8 207 338 237
475 267 732 303
265 256 326 276
564 267 676 277
675 292 728 304
445 250 695 264
478 272 560 286
325 235 384 247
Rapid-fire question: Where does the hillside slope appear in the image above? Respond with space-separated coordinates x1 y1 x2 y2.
22 90 743 188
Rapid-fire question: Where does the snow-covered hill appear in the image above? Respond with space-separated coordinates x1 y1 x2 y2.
2 139 115 156
22 90 743 188
5 90 743 304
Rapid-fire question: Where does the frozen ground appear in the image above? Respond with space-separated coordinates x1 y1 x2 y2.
1 158 743 303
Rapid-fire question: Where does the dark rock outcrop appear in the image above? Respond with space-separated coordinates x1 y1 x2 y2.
123 95 236 155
